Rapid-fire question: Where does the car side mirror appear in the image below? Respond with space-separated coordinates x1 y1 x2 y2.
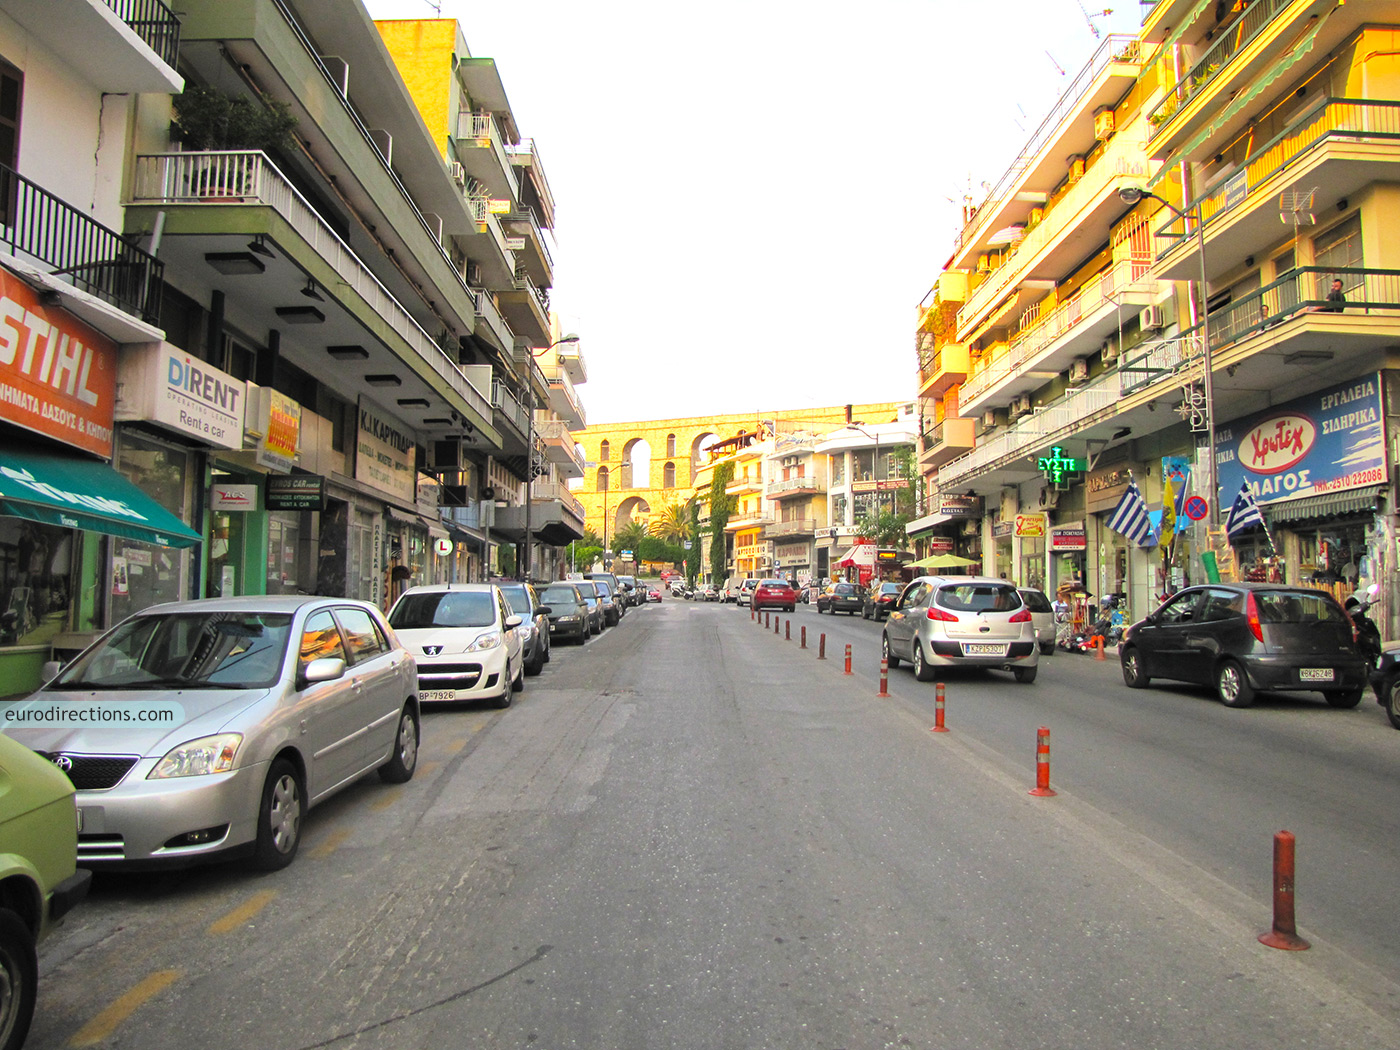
505 614 524 629
302 656 347 686
537 605 553 616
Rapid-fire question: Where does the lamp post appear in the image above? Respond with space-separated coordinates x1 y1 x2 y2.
1119 186 1217 529
522 332 580 582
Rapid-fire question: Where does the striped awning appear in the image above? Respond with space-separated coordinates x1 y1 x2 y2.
1266 487 1383 524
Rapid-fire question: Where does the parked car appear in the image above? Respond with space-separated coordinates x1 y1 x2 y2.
700 583 721 602
497 582 552 675
537 582 591 644
752 578 798 612
862 581 904 621
817 581 865 615
722 576 743 603
389 584 524 709
736 578 760 608
0 733 92 1050
1119 583 1366 708
1017 587 1056 655
6 596 420 871
583 573 625 619
882 576 1039 683
647 588 663 603
592 578 622 626
573 580 608 635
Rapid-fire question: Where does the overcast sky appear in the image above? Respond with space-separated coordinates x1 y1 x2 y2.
365 0 1148 424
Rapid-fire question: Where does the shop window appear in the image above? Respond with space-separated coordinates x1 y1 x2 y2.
111 433 195 622
0 519 75 649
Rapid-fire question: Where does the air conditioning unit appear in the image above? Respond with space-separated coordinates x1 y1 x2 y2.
448 160 466 187
1093 108 1116 140
1028 206 1045 226
465 261 483 287
981 409 998 429
1068 359 1089 386
976 253 993 272
1010 395 1032 418
1140 304 1165 330
1102 337 1120 363
428 439 463 472
1066 154 1086 184
481 486 496 501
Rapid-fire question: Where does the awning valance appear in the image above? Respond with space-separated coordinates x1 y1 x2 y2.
1266 488 1383 525
0 447 201 548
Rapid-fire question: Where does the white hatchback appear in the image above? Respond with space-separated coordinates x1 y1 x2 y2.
387 584 524 708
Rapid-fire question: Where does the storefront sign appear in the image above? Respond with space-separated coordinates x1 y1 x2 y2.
255 387 301 474
852 478 908 493
928 537 954 554
1036 446 1082 486
992 520 1013 539
1087 464 1132 512
939 494 983 518
1015 513 1046 537
266 474 326 511
434 537 454 556
356 398 416 504
210 483 258 511
115 342 244 449
1215 373 1385 506
0 267 118 457
1050 523 1087 551
775 541 808 561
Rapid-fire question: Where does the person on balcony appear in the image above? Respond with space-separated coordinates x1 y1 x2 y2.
1323 277 1346 313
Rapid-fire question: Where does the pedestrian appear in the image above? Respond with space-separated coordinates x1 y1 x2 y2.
1324 277 1346 312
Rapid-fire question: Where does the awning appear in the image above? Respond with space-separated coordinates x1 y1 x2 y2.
836 543 877 568
0 447 201 548
1266 487 1383 525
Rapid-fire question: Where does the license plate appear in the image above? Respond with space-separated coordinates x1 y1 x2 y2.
962 643 1008 657
1299 668 1334 682
419 689 458 701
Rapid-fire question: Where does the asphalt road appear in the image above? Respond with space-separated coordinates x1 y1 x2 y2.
28 597 1400 1050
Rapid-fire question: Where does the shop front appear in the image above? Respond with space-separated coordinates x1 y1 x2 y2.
773 539 811 585
1015 511 1047 590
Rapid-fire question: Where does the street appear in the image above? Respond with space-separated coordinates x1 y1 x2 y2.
27 596 1400 1050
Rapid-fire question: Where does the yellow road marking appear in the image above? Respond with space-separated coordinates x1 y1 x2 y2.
444 736 470 753
417 760 440 777
308 827 351 859
70 969 180 1048
205 889 277 936
371 789 401 811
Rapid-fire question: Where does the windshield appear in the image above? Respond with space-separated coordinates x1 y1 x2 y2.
389 591 496 629
936 583 1023 613
879 583 901 595
54 612 294 690
540 586 580 606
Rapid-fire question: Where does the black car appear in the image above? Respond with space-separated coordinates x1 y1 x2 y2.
1119 583 1366 708
817 581 865 615
537 582 592 644
862 581 903 621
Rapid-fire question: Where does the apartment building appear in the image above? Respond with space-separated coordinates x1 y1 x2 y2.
915 2 1400 631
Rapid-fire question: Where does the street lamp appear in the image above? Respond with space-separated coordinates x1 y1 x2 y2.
1118 185 1218 529
522 332 580 582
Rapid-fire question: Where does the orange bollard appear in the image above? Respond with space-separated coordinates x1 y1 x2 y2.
818 633 826 660
1093 636 1107 660
785 620 790 641
800 625 807 649
844 644 852 675
1259 831 1310 950
1028 726 1056 797
878 656 889 697
931 680 949 732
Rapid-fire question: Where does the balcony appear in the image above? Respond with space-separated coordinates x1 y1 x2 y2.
493 479 585 545
725 478 762 496
536 419 585 480
0 163 164 330
548 366 586 430
726 511 773 532
469 287 514 355
454 111 520 204
496 270 550 347
443 499 494 532
490 376 531 449
951 33 1141 270
1140 0 1208 44
557 344 586 384
507 138 556 230
959 257 1157 414
919 343 970 399
1153 98 1400 281
9 0 182 94
502 206 553 290
917 417 977 471
767 518 816 538
462 197 516 290
765 475 825 499
131 150 497 441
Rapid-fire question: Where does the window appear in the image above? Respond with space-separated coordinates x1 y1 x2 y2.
666 433 676 457
597 466 609 492
334 607 388 663
1199 588 1242 622
936 583 1021 613
300 610 347 671
1314 214 1362 299
1156 591 1201 625
599 440 611 462
663 461 675 488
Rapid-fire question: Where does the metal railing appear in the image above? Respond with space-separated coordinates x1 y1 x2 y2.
1147 0 1290 135
1155 98 1400 254
105 0 181 68
505 139 556 225
766 518 816 537
530 479 585 519
469 288 513 351
766 476 825 497
466 197 515 264
132 150 491 422
1119 335 1205 394
504 206 554 273
954 34 1140 255
491 378 530 435
0 162 163 322
456 112 519 199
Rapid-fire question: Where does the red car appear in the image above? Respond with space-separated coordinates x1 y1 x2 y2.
752 578 798 612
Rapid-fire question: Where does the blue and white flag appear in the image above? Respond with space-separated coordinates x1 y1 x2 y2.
1106 477 1156 547
1225 480 1265 537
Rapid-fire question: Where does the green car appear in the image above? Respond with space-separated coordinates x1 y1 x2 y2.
0 732 91 1050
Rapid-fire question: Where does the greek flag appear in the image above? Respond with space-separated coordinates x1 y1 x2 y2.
1106 478 1155 547
1225 480 1265 537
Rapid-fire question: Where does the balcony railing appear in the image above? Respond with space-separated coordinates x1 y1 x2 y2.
467 197 515 263
506 138 556 225
132 150 491 422
491 378 530 435
531 478 585 519
765 476 825 497
1 162 163 323
954 33 1140 256
1119 335 1205 395
105 0 181 68
767 518 816 537
456 112 519 198
1155 98 1400 256
1146 0 1290 136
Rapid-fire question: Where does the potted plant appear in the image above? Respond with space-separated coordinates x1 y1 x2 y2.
171 85 297 199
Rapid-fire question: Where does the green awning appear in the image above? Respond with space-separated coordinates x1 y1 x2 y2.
0 447 202 548
1266 487 1382 525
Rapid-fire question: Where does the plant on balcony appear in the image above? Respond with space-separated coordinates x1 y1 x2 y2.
172 85 298 197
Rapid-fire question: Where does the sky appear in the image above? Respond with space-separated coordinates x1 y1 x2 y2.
365 0 1150 425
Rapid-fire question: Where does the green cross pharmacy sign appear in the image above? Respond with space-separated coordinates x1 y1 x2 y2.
1037 445 1083 486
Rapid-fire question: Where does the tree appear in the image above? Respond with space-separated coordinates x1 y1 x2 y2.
614 520 648 563
708 462 736 583
639 536 685 564
654 503 691 545
172 85 298 152
685 499 702 585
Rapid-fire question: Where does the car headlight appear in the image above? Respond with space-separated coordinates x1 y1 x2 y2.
468 632 501 652
556 615 580 623
149 733 242 778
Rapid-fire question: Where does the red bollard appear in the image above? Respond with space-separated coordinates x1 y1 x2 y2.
751 606 755 621
931 681 949 732
878 656 889 697
1028 726 1056 796
774 615 780 635
818 633 826 660
800 625 807 649
844 644 852 675
1259 831 1310 950
785 620 790 641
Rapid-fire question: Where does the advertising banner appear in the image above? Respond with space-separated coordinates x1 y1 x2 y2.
1215 373 1385 506
356 398 416 503
1050 523 1087 551
116 342 245 449
0 266 118 457
1015 513 1046 537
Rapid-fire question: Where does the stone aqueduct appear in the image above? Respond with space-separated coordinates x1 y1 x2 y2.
572 403 901 546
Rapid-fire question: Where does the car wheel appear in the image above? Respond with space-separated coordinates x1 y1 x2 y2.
252 758 303 872
1216 659 1255 708
912 640 936 682
543 632 551 664
525 641 545 676
1014 665 1038 684
378 705 419 784
1385 681 1400 730
0 908 37 1050
511 659 525 693
1325 687 1364 709
1120 647 1149 688
882 632 900 669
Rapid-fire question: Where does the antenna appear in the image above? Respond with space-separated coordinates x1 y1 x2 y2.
1077 2 1113 38
1279 187 1318 252
1045 51 1067 76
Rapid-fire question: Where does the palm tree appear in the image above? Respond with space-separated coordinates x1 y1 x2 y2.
654 503 691 545
614 519 648 560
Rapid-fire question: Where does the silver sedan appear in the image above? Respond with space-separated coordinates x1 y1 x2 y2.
1 596 420 871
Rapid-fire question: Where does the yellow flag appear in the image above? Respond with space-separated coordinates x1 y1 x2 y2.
1159 473 1176 551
